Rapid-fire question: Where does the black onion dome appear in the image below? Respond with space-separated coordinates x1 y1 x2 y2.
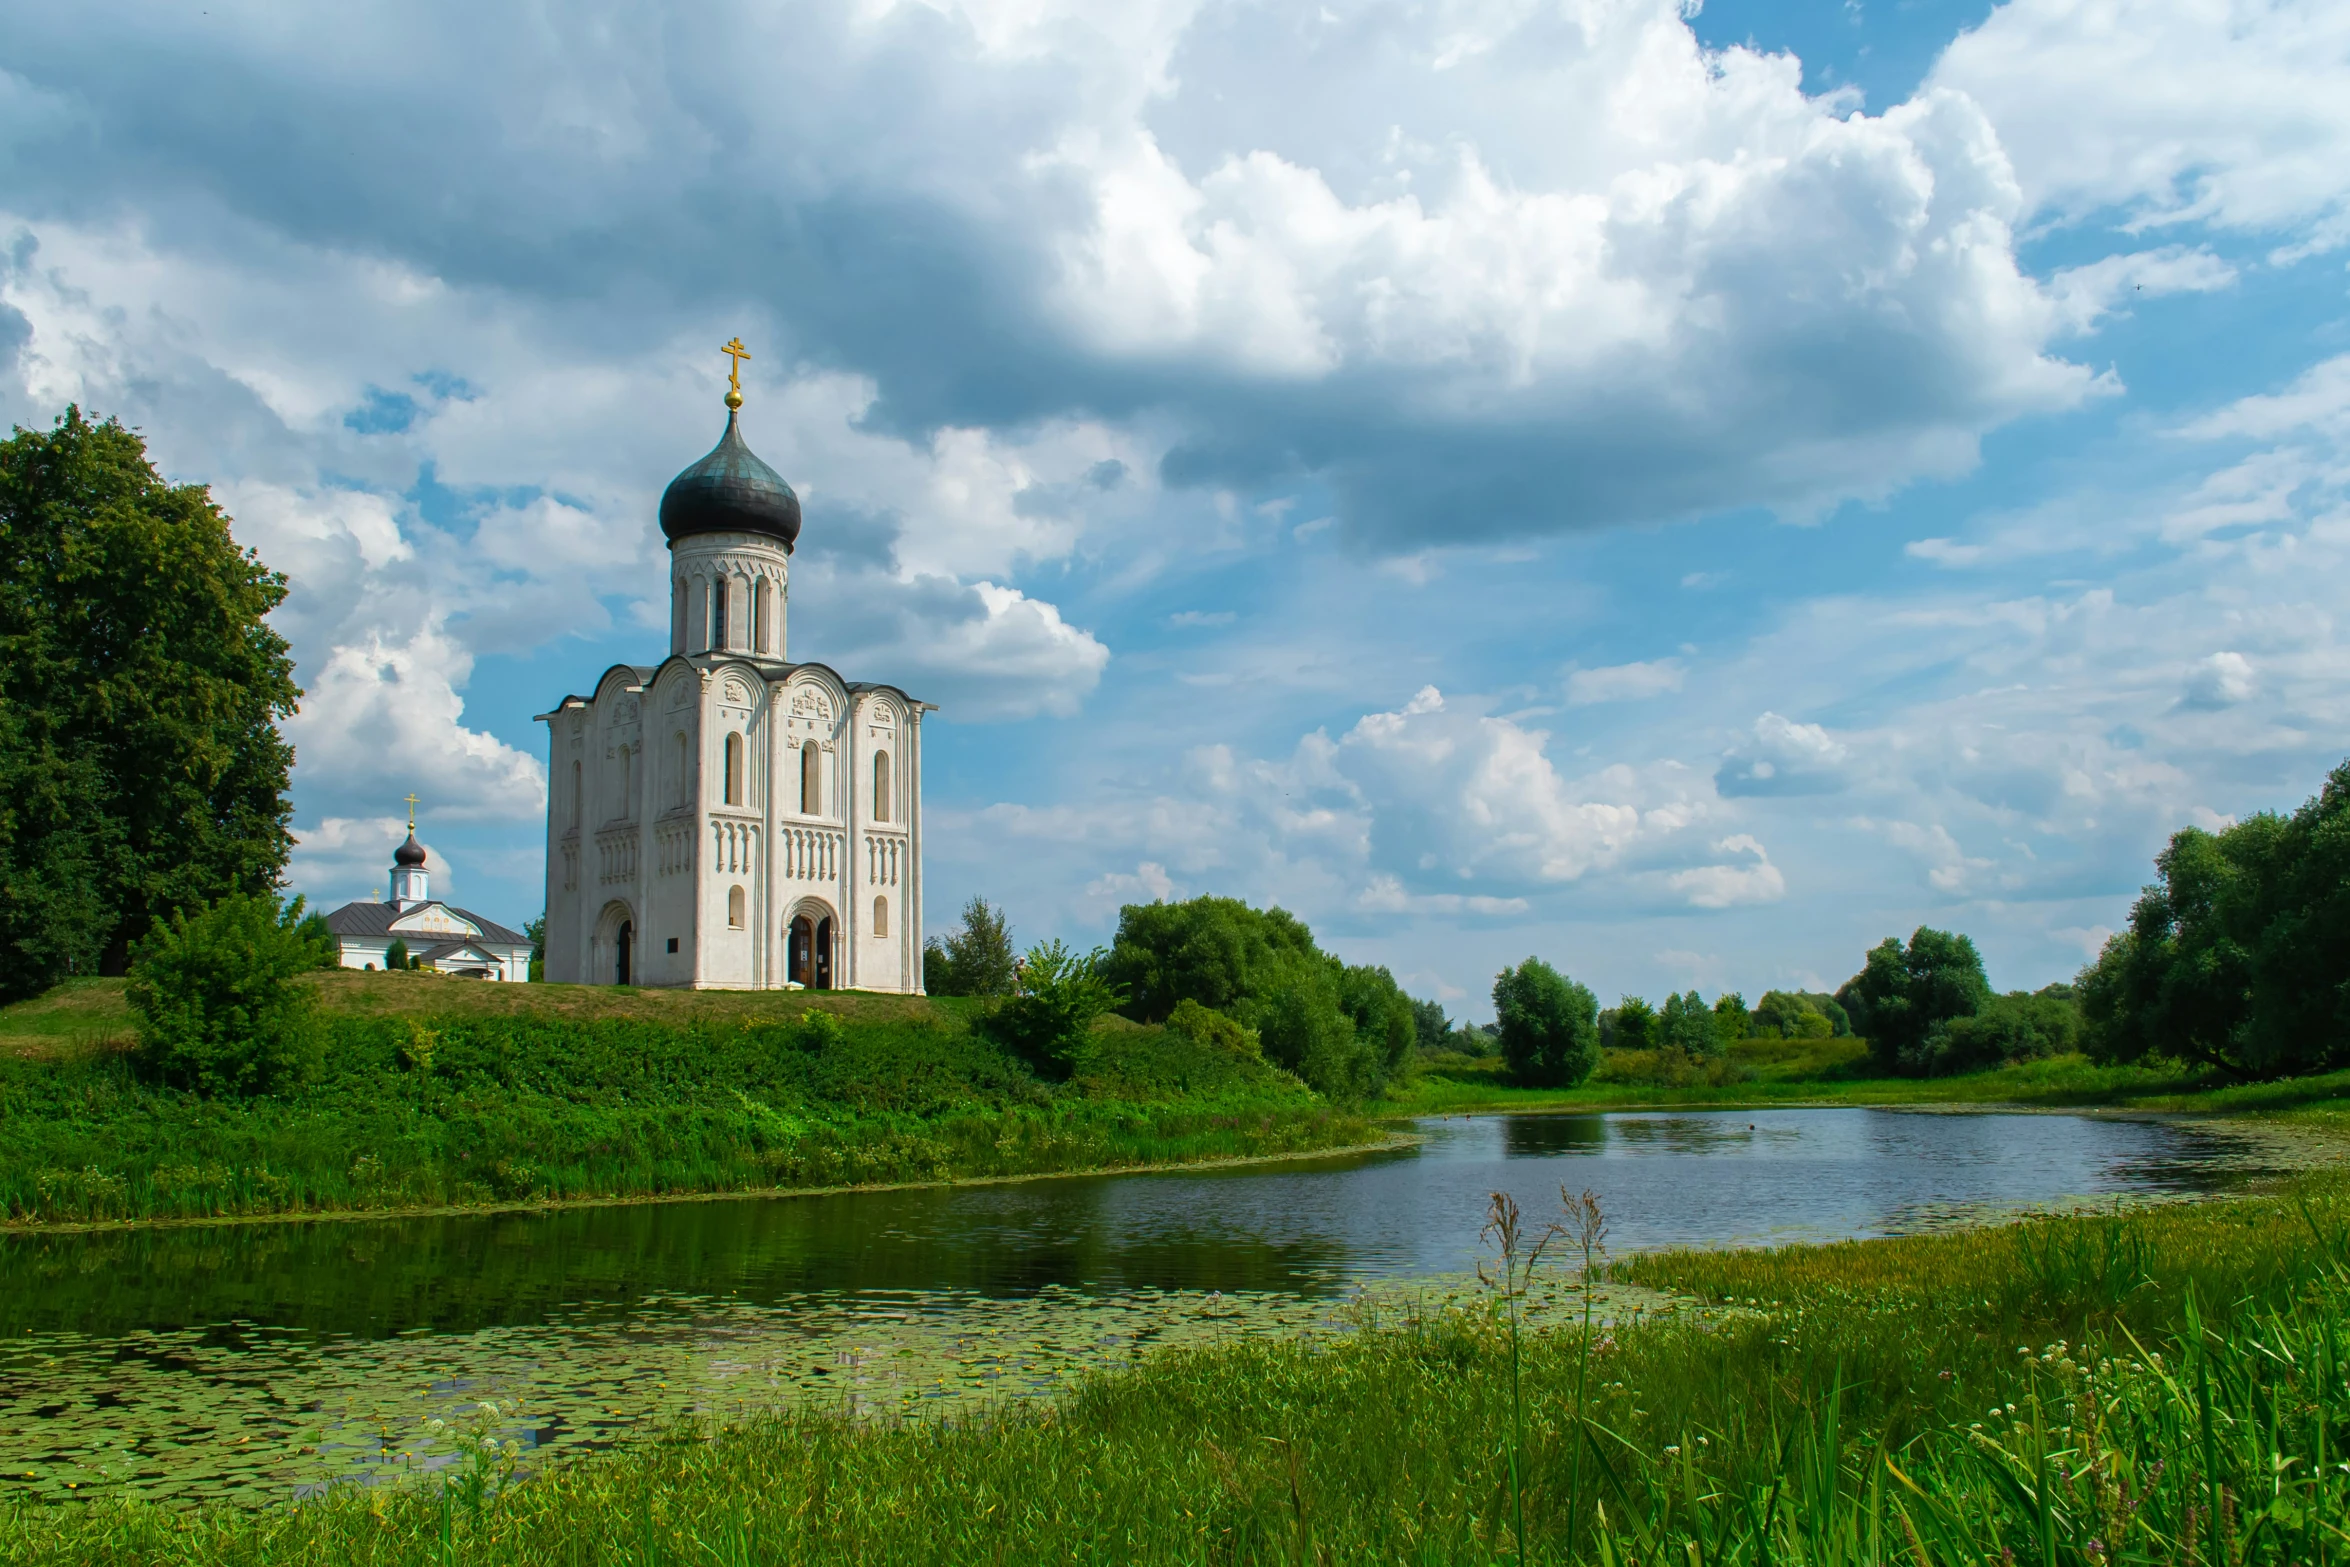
393 832 428 868
658 412 802 550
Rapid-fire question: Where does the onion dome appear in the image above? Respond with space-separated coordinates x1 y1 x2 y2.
393 832 428 869
658 412 802 551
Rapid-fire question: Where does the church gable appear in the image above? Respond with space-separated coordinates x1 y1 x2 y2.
391 904 482 939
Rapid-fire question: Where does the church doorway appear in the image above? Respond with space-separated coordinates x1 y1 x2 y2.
787 912 834 988
616 920 633 986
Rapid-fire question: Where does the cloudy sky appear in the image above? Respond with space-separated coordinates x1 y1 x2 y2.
5 0 2347 1016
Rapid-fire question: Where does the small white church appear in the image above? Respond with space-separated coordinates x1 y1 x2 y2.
536 344 930 991
322 822 536 980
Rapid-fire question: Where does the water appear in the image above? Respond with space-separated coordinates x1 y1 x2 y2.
0 1107 2277 1504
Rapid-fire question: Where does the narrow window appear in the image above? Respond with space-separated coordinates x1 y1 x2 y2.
801 742 820 814
753 578 769 654
672 577 687 652
873 895 888 938
729 885 746 929
712 576 728 650
873 750 891 822
675 733 690 808
724 733 744 806
619 744 633 818
571 760 582 828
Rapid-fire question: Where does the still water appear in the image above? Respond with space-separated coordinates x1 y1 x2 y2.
0 1108 2277 1503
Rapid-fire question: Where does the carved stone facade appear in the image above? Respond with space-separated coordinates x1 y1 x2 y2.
535 404 929 992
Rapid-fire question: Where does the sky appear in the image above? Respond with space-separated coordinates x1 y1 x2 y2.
4 0 2347 1019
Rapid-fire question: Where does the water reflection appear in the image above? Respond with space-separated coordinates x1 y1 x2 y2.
0 1107 2281 1505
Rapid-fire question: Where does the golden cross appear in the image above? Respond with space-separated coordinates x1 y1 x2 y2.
721 337 751 409
404 792 420 829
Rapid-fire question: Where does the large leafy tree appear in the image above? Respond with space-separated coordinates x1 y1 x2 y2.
924 896 1018 998
0 408 298 999
2080 758 2350 1078
1100 895 1414 1097
1491 957 1600 1087
1836 927 1991 1075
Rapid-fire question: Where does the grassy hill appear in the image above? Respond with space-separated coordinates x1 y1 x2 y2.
0 976 1374 1230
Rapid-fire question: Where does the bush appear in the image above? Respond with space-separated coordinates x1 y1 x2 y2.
1163 999 1261 1058
1752 989 1841 1039
125 892 329 1096
384 939 411 971
981 940 1125 1079
1909 986 2081 1076
1491 958 1600 1086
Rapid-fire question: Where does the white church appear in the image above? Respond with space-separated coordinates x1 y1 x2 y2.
321 818 536 980
536 345 930 991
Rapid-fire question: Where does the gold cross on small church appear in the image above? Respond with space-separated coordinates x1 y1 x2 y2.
404 792 420 830
721 337 750 410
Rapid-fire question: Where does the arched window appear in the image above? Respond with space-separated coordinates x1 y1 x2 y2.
872 750 891 822
873 895 889 938
570 760 582 828
752 578 769 654
724 732 744 806
672 577 687 651
618 744 634 819
801 742 821 815
729 885 746 929
674 733 689 808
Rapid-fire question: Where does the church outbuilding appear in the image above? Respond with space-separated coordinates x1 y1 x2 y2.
535 345 930 992
322 829 534 981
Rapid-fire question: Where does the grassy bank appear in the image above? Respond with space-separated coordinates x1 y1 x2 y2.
1382 1036 2350 1126
4 1172 2344 1563
0 975 1372 1229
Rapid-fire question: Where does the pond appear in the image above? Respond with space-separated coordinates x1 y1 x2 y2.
0 1107 2281 1505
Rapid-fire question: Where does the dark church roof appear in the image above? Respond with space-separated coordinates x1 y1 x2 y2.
323 900 527 946
392 832 428 868
659 412 802 550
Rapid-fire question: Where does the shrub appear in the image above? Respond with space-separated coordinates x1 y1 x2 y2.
982 940 1125 1079
385 938 411 971
1491 958 1600 1086
125 891 327 1095
1910 986 2081 1076
1163 998 1261 1058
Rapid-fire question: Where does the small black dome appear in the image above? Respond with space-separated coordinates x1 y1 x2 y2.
393 833 428 868
659 412 802 550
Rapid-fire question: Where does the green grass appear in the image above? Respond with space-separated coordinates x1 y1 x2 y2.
5 1173 2345 1564
1380 1041 2265 1118
0 980 1373 1229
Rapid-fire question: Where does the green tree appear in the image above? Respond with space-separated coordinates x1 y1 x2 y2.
1610 995 1656 1051
924 896 1018 998
1837 927 1991 1075
1491 958 1600 1087
524 913 546 982
126 891 328 1096
1411 996 1453 1054
1711 991 1751 1046
981 939 1125 1079
1753 989 1835 1039
1656 989 1722 1058
2079 759 2350 1078
1101 895 1395 1097
0 408 300 1000
384 939 411 972
1913 986 2081 1076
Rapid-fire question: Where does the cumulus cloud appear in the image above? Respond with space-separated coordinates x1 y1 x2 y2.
1665 835 1788 909
2181 650 2257 709
1934 0 2350 247
1716 713 1852 797
286 816 456 906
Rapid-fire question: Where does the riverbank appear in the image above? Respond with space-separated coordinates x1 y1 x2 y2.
6 1166 2342 1563
0 976 1374 1231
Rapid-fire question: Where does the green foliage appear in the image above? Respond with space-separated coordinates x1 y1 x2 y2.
384 938 411 972
2080 758 2350 1078
1491 957 1600 1086
1602 995 1655 1051
124 892 328 1097
1655 989 1721 1058
1101 896 1406 1098
1752 988 1837 1039
0 408 300 1000
1837 926 1991 1074
1163 998 1261 1058
981 939 1126 1078
1710 990 1750 1045
1910 985 2083 1076
924 896 1018 998
1410 996 1453 1054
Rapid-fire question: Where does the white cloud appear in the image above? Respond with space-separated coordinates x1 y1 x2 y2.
1934 0 2350 247
286 816 456 906
2181 650 2257 709
1716 713 1852 797
1567 658 1686 705
1665 835 1788 909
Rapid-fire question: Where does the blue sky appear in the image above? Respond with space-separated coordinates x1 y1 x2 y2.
4 0 2347 1017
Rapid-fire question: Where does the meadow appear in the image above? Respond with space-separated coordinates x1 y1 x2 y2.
0 975 1374 1229
2 1168 2341 1563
